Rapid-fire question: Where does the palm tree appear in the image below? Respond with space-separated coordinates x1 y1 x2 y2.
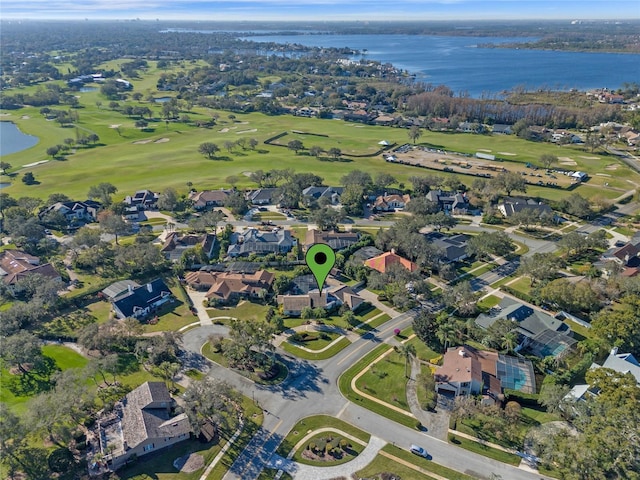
437 323 456 352
501 331 518 353
395 343 416 378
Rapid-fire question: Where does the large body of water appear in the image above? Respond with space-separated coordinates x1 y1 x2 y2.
0 121 38 157
245 34 640 97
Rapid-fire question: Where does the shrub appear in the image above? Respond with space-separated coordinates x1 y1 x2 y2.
394 328 401 335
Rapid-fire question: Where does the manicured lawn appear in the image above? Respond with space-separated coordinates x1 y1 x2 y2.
143 299 197 333
355 349 411 411
288 330 341 350
406 336 442 362
277 415 370 458
448 434 522 466
354 313 391 335
207 301 270 322
253 211 286 221
280 336 351 360
290 430 366 466
563 318 593 340
41 344 88 370
477 294 501 311
521 406 560 424
506 276 533 297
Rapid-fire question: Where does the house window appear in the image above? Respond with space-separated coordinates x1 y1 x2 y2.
143 443 154 452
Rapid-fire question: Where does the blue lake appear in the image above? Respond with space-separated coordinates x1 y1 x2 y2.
0 120 38 156
245 34 640 97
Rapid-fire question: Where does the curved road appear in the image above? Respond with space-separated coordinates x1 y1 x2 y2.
182 310 552 480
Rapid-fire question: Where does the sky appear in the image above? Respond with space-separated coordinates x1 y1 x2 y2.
0 0 637 21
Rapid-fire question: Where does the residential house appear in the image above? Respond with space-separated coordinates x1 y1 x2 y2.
302 186 344 206
188 189 231 210
184 269 274 303
304 229 360 251
373 194 411 212
475 297 576 358
0 250 61 294
364 250 418 273
124 190 160 210
492 124 512 135
458 122 483 133
567 347 640 403
112 279 173 319
247 188 279 206
424 232 470 263
352 246 383 262
435 346 535 401
160 232 217 263
95 381 191 470
39 200 101 223
570 171 589 183
227 228 295 257
425 190 471 214
497 197 553 219
598 242 640 277
277 284 363 316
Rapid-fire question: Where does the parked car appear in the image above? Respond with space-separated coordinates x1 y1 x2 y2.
410 444 429 458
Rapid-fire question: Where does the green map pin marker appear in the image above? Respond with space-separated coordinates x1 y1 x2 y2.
306 243 336 292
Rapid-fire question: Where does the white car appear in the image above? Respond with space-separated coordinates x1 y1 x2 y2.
410 444 429 458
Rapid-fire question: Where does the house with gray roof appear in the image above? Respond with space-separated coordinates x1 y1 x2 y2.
112 279 173 319
227 228 295 257
302 186 344 205
39 200 101 224
497 197 553 219
101 280 140 301
96 381 191 470
476 297 575 357
424 232 470 263
247 188 279 205
425 189 471 214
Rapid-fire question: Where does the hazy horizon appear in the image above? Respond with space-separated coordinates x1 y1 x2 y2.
1 0 637 21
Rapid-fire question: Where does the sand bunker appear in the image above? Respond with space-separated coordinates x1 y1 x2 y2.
109 124 122 128
596 173 612 177
498 151 517 156
242 171 253 177
23 160 49 167
0 113 11 116
237 121 249 125
477 148 492 152
558 156 578 165
155 138 170 143
219 128 229 133
579 156 601 160
236 129 257 134
133 139 152 144
173 453 204 473
20 115 30 120
605 164 619 170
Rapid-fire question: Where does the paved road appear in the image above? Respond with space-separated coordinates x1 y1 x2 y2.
182 308 552 480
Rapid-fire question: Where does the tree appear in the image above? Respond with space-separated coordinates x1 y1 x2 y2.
249 138 259 150
0 332 43 375
327 147 342 160
517 252 563 285
466 231 515 261
591 295 640 356
223 191 249 216
309 145 323 158
223 318 275 370
87 133 100 144
223 140 235 153
492 171 526 196
88 182 117 205
98 210 128 245
309 206 344 231
558 193 592 219
442 280 479 316
198 142 220 159
374 172 396 190
410 175 441 195
182 378 240 437
538 383 570 415
157 187 179 212
408 125 422 144
539 278 600 314
395 343 416 378
135 119 148 130
423 211 457 231
287 139 304 154
406 197 440 216
539 154 558 169
413 311 439 347
22 171 36 184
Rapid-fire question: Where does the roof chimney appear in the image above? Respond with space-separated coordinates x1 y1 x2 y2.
147 283 153 293
128 284 134 294
611 346 619 356
458 349 466 357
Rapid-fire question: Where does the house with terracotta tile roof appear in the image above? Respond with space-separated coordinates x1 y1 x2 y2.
364 250 418 273
184 269 274 304
0 249 61 294
373 194 410 212
188 189 231 210
435 345 535 401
